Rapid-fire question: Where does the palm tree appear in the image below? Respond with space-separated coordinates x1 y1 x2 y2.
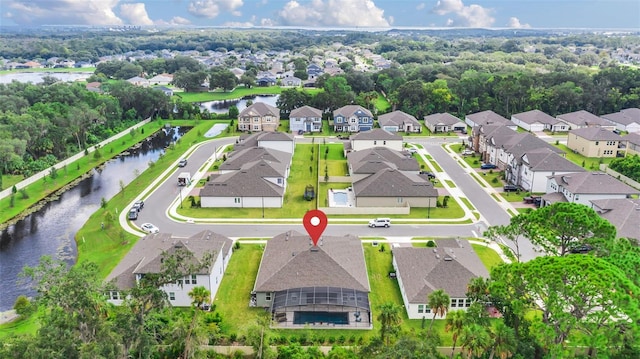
428 289 450 332
466 277 490 304
377 302 402 346
445 310 467 359
459 323 491 359
188 285 211 309
488 321 517 359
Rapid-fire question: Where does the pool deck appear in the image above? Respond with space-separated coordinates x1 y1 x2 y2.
328 188 356 207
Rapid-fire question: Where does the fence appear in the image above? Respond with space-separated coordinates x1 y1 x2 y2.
599 164 640 190
319 206 410 215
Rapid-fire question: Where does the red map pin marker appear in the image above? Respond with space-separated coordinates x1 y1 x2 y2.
303 209 328 246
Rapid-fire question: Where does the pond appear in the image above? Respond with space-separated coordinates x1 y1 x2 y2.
199 94 279 114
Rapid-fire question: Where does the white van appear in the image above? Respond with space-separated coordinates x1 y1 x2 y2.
368 218 391 228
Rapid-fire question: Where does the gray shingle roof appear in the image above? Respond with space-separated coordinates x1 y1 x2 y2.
351 128 402 141
106 230 233 290
623 132 640 146
521 148 585 172
393 239 489 302
253 231 369 292
378 110 420 127
511 110 559 125
569 127 623 141
353 168 438 197
424 112 463 126
466 110 511 126
290 105 322 118
548 172 640 195
239 102 279 118
348 147 419 174
333 105 373 118
601 108 640 126
235 132 294 151
590 198 640 240
220 147 290 172
557 110 608 127
200 161 285 197
503 133 564 159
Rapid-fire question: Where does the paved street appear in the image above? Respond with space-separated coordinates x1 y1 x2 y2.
124 135 540 262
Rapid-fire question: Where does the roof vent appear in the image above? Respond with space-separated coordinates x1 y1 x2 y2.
310 246 319 252
444 256 453 261
432 248 437 253
435 254 440 259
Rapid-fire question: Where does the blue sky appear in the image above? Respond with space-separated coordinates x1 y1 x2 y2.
2 0 639 29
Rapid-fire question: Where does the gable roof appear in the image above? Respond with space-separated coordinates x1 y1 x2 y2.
351 128 402 141
221 147 290 172
106 230 232 290
290 105 322 118
557 110 608 127
601 108 640 126
466 110 511 127
590 198 640 240
623 132 640 146
393 239 489 302
253 231 369 292
548 172 640 195
378 110 420 127
239 102 279 118
235 132 294 151
511 110 558 125
333 105 373 118
502 132 564 159
569 127 624 141
521 148 585 172
353 168 438 197
200 161 286 198
348 147 419 174
424 112 463 126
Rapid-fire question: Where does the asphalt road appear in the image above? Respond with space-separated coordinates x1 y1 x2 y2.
133 135 539 261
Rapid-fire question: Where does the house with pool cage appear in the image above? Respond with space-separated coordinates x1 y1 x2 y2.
251 231 371 329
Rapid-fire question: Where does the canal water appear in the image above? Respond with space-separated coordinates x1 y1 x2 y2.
0 126 188 311
199 94 279 114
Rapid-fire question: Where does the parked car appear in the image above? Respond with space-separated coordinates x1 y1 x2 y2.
140 223 160 234
128 208 138 220
368 218 391 228
420 171 436 179
569 244 593 254
407 147 418 154
178 158 188 167
480 163 498 169
461 149 474 156
132 200 144 211
503 185 519 192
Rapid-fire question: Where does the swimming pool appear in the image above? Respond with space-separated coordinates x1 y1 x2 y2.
333 192 348 205
294 311 349 325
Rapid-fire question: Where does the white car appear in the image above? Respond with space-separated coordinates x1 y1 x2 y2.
140 223 160 233
407 147 418 154
368 218 391 228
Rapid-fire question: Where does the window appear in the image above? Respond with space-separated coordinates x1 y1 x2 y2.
397 197 403 203
191 275 197 285
383 141 386 145
374 141 377 145
265 293 272 301
253 117 259 123
184 276 190 285
234 198 241 204
253 125 260 130
109 291 120 300
465 299 471 307
277 178 283 184
418 305 424 313
595 141 599 145
458 299 464 307
169 292 175 301
451 299 457 307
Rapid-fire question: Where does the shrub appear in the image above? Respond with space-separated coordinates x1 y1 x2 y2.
13 295 33 316
426 240 436 247
19 188 28 199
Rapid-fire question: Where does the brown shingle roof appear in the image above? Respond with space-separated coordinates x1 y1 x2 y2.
378 110 420 127
253 231 369 292
351 128 402 141
353 168 438 197
290 105 322 118
220 147 290 172
348 147 419 174
200 160 285 197
239 102 279 118
393 239 489 302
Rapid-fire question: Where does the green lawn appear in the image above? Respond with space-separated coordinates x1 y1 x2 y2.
372 93 391 113
1 174 24 191
424 154 444 172
214 244 266 336
553 143 613 170
0 313 39 338
319 143 348 176
462 155 482 168
477 170 504 188
318 182 351 207
471 244 504 270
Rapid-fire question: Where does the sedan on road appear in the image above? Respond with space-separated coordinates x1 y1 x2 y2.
480 163 498 170
140 223 160 233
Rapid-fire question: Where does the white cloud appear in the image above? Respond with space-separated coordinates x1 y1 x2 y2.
3 0 123 25
416 3 426 11
120 3 154 25
155 16 193 26
276 0 390 27
507 17 530 29
188 0 244 18
432 0 494 27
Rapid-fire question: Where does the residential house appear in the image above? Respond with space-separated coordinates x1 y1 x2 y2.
543 172 639 207
281 76 302 87
623 132 640 156
289 106 323 134
86 82 103 93
347 147 420 181
601 108 640 133
557 110 614 130
393 238 489 319
219 147 291 175
148 73 173 86
465 110 516 130
512 148 586 193
378 110 421 133
349 129 403 152
234 131 294 154
200 160 288 208
590 198 640 241
511 110 570 132
256 72 277 87
238 103 281 132
126 76 150 87
106 230 233 307
154 86 174 96
252 231 371 328
331 105 374 133
424 113 466 133
497 132 565 180
566 127 625 158
352 168 438 208
306 63 324 79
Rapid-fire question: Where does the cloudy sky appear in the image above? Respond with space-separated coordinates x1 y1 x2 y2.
2 0 639 29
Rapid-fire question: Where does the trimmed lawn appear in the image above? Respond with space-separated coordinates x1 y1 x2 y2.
0 313 39 339
1 174 23 191
318 182 351 207
214 244 266 336
552 143 613 170
372 93 391 113
176 87 323 103
471 244 504 271
463 155 482 168
319 143 348 176
477 170 504 188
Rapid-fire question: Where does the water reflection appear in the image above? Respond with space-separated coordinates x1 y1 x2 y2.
0 126 188 311
199 94 279 114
